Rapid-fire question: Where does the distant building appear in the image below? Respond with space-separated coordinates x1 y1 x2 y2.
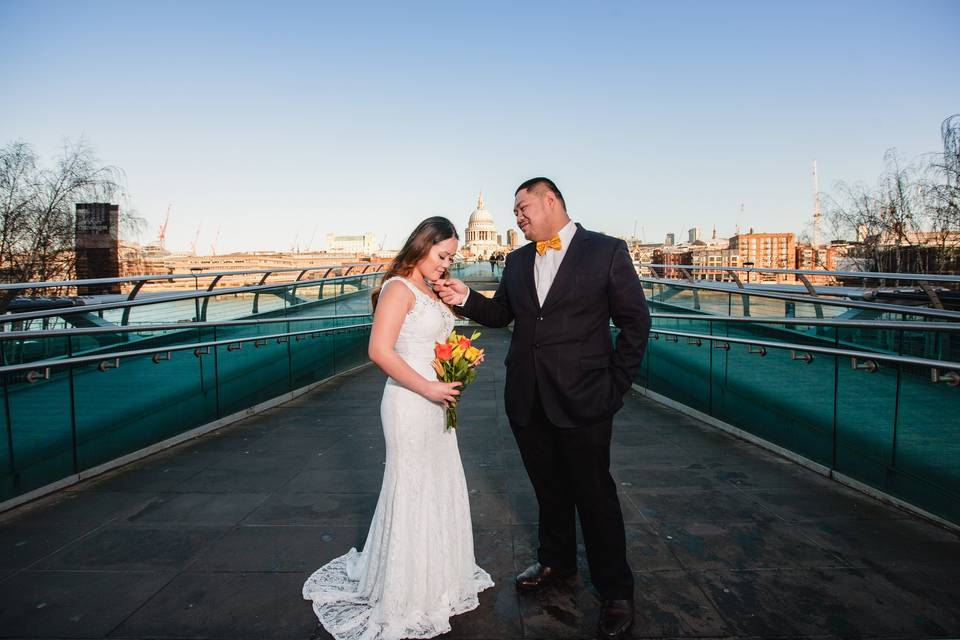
75 203 121 294
796 243 838 284
689 235 738 281
628 242 662 277
506 228 520 249
688 227 701 244
730 230 796 282
326 232 377 254
866 229 960 248
651 246 692 278
665 233 675 246
463 192 500 258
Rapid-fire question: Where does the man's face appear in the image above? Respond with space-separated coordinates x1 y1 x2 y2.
513 188 554 242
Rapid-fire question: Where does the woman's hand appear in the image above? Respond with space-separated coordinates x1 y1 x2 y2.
422 380 461 407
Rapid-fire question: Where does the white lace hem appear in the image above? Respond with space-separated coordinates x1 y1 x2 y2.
303 548 495 640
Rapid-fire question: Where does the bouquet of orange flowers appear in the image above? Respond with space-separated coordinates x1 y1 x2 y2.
432 329 484 430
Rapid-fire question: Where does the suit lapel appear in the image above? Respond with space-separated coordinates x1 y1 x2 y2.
517 242 539 310
540 224 589 314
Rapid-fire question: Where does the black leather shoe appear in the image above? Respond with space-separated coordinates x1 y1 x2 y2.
596 598 634 639
515 562 577 592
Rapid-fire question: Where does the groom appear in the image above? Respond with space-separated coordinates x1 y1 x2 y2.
436 178 651 639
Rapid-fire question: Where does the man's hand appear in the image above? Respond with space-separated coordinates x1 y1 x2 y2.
435 277 468 306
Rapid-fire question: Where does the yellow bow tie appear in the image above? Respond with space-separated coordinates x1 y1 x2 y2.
536 235 562 256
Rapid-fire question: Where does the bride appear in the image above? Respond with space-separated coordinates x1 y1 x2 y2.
303 217 494 640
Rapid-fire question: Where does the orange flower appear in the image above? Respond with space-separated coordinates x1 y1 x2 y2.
435 341 453 361
458 337 471 350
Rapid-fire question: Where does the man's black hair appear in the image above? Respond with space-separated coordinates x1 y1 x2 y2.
515 177 566 211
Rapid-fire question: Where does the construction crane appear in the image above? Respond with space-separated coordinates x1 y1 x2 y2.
306 225 319 253
157 204 171 249
812 160 822 248
379 234 388 252
190 224 202 256
210 225 220 256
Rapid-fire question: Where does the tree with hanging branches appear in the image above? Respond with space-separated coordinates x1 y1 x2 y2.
922 115 960 270
826 115 960 275
0 139 144 286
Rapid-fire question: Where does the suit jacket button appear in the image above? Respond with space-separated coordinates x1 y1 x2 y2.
537 316 543 321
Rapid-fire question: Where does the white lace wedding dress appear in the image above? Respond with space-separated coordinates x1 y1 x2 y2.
303 276 494 640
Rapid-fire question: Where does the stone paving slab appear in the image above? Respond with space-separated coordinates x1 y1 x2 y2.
0 327 958 639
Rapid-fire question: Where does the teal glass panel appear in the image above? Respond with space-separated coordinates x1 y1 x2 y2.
251 285 288 316
644 317 711 413
888 329 960 524
3 366 75 497
200 292 256 322
744 296 788 317
215 325 291 417
290 332 337 389
649 285 700 313
338 280 375 316
287 283 324 315
2 333 71 365
0 383 13 501
103 295 200 325
710 341 835 466
632 329 650 388
71 337 217 471
67 331 131 358
789 300 833 319
693 288 731 315
334 326 373 373
727 291 750 317
834 326 898 486
322 282 339 300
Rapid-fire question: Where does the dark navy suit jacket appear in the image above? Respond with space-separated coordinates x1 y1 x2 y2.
456 224 651 428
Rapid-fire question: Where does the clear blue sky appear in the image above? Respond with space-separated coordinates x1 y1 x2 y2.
2 0 958 253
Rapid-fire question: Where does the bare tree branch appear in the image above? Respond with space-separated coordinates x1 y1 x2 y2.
0 139 141 284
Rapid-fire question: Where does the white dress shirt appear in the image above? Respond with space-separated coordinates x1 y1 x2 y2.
533 219 576 306
457 220 576 307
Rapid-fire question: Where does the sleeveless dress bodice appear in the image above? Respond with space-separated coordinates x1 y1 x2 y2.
385 278 456 381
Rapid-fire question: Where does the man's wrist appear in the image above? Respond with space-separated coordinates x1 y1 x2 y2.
459 289 470 306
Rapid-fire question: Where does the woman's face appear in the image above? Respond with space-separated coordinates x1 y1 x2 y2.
416 236 458 282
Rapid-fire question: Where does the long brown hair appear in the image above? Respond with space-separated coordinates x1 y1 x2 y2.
371 216 459 310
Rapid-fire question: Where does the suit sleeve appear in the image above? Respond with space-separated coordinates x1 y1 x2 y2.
455 256 515 328
608 240 651 394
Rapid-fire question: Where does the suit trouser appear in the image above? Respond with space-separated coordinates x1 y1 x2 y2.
510 387 634 600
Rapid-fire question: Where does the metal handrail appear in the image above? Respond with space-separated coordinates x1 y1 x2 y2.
0 263 389 291
641 276 960 321
5 312 959 341
0 313 373 339
648 313 960 333
1 271 384 324
648 328 960 372
1 321 374 376
6 321 955 378
640 263 960 284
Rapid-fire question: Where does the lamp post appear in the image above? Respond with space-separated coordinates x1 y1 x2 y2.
189 266 202 321
743 261 754 284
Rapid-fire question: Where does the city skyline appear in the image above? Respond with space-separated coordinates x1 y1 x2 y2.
2 1 958 254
